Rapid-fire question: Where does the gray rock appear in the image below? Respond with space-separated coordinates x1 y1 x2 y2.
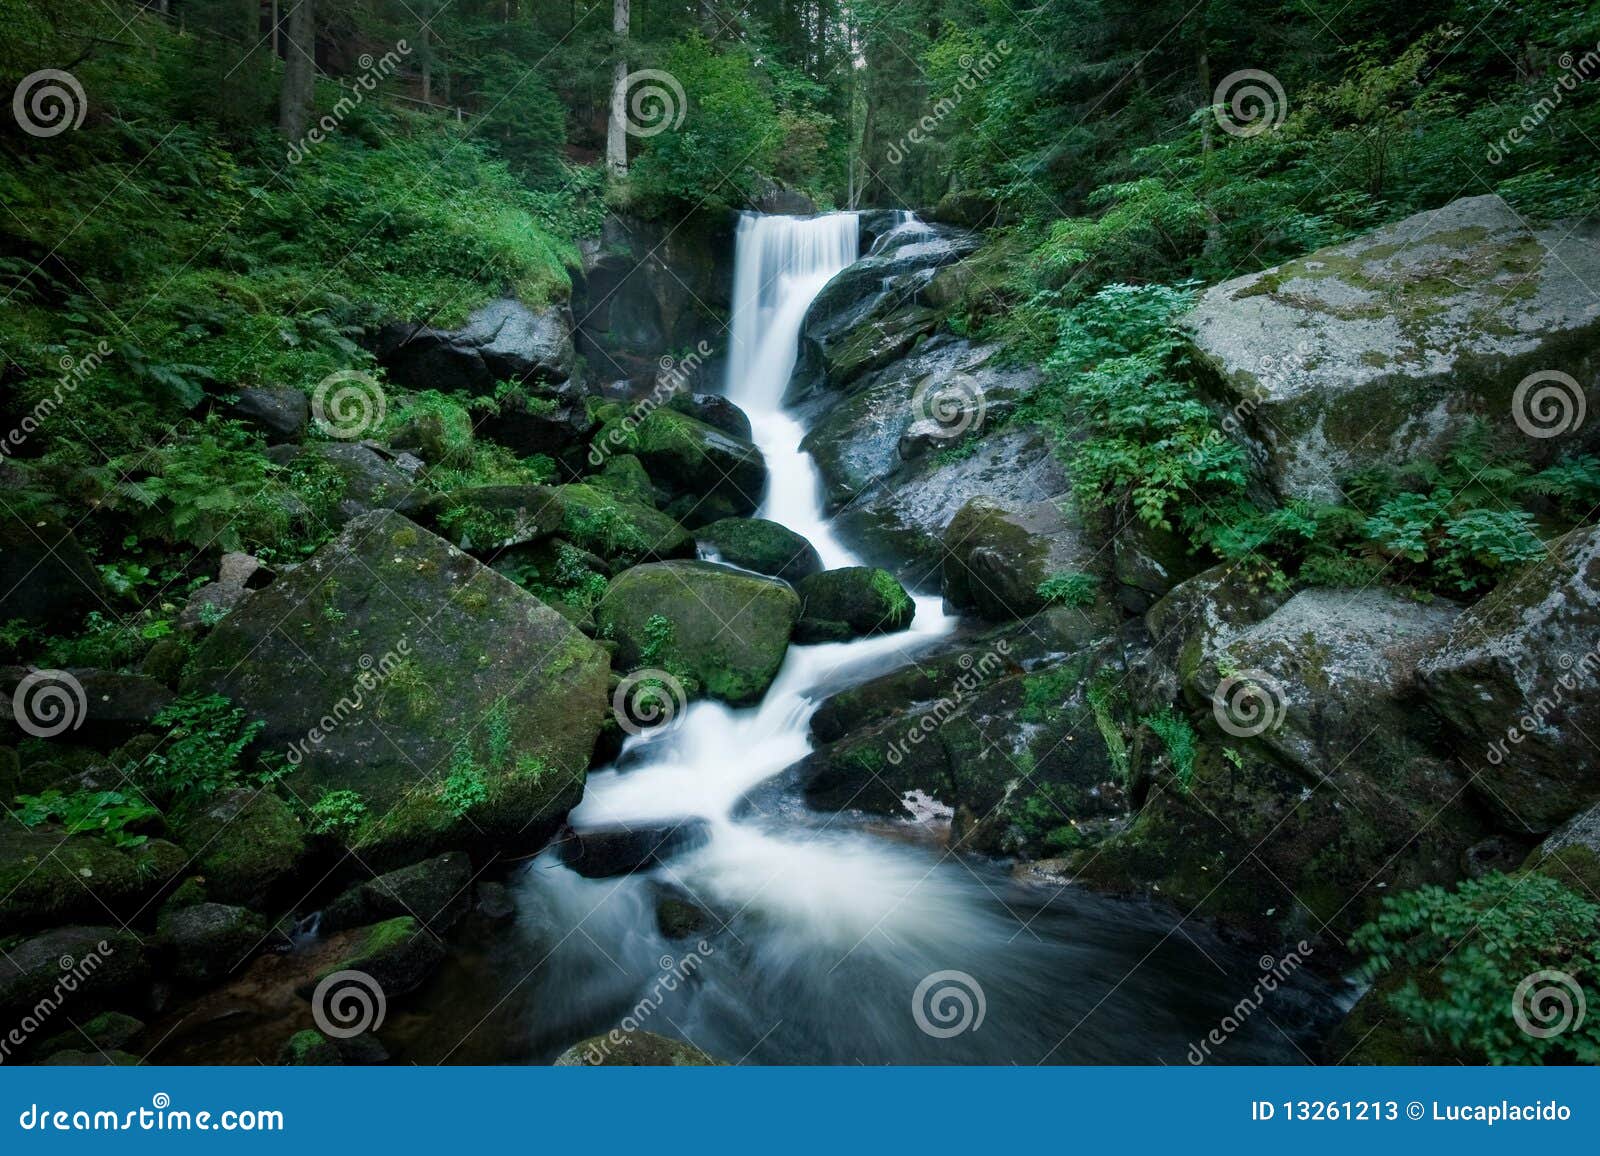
560 819 711 878
224 387 310 443
942 495 1113 623
1419 525 1600 833
179 551 269 634
1184 195 1600 501
376 298 576 393
0 667 173 747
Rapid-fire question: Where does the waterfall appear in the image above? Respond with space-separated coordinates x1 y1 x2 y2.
725 212 859 408
504 213 1326 1066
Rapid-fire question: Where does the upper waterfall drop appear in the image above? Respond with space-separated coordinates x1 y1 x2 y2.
724 212 858 410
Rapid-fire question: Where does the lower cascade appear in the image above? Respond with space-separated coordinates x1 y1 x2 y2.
511 213 1330 1064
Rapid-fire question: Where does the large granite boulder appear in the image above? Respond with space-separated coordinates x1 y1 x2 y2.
596 560 800 706
181 510 611 866
375 298 576 393
1419 526 1600 833
1184 194 1600 501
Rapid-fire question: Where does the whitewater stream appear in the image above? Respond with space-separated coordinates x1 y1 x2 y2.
482 213 1336 1065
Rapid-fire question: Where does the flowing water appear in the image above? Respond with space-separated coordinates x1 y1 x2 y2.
502 212 1338 1065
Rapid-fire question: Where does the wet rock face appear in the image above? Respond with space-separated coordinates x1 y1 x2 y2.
1419 526 1600 833
1184 194 1600 502
942 495 1113 623
181 510 610 867
375 298 577 394
573 212 737 383
697 517 822 584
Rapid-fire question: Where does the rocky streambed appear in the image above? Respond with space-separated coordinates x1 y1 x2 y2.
4 195 1598 1066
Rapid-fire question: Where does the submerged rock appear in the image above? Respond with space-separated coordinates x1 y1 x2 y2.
182 510 611 866
560 819 712 878
597 560 800 706
1185 194 1600 501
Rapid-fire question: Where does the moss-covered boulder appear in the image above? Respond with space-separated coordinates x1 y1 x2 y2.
173 788 306 905
1419 526 1600 834
181 511 611 867
596 560 799 706
548 483 695 566
697 517 823 583
1075 586 1492 940
0 827 184 936
280 1028 343 1065
608 408 766 523
35 1011 144 1059
554 1028 722 1066
1184 194 1600 501
794 567 914 642
0 927 147 1027
158 902 267 985
311 916 445 999
942 495 1111 623
321 852 471 935
407 485 565 552
593 453 656 506
666 392 753 441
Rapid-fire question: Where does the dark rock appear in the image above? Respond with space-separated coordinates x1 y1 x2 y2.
172 789 306 905
612 408 766 520
35 1010 144 1058
0 667 173 747
666 393 753 441
795 567 914 640
224 387 310 443
942 495 1112 623
321 852 472 935
574 212 737 382
655 894 713 939
0 828 184 935
474 379 596 469
280 1029 343 1065
475 880 517 926
597 561 800 706
41 1048 141 1065
181 511 611 867
158 902 267 985
308 916 445 999
0 927 147 1026
0 511 106 631
697 517 822 583
927 190 1000 228
560 819 711 878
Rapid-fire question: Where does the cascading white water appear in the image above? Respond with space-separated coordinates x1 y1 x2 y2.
506 213 1331 1066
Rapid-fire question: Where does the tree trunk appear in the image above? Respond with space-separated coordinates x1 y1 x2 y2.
607 0 631 178
278 0 315 141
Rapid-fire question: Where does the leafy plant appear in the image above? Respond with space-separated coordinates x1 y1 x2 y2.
1037 571 1100 608
1352 873 1600 1064
12 789 160 850
135 694 266 808
309 789 369 837
1142 708 1198 791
